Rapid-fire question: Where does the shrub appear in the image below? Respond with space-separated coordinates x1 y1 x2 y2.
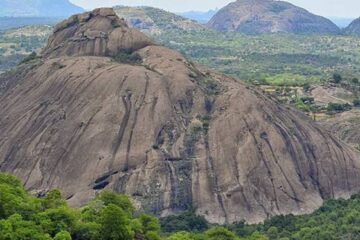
332 73 342 83
351 78 359 84
95 191 134 216
53 231 71 240
19 52 39 64
353 99 360 107
98 204 133 240
300 96 314 105
327 103 352 112
189 119 203 135
114 50 142 64
205 226 237 240
295 100 311 112
303 83 311 92
160 210 208 233
204 97 213 113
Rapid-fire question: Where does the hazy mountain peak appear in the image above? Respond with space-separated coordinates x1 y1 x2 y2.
0 0 84 17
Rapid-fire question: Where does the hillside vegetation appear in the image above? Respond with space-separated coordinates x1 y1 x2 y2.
0 25 52 72
2 173 360 240
114 6 205 35
155 30 360 87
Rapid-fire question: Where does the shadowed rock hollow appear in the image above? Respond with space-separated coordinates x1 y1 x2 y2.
1 8 360 224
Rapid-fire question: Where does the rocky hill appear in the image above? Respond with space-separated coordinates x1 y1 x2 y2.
1 8 360 224
207 0 340 34
344 17 360 35
114 6 206 35
0 0 84 17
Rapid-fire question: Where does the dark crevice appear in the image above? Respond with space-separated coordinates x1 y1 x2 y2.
110 92 132 170
124 75 149 171
243 117 280 212
263 136 302 205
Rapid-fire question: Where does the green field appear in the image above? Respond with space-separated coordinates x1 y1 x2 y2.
154 30 360 86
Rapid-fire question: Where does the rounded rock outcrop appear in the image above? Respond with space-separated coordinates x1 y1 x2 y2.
0 8 360 224
42 8 153 58
207 0 340 34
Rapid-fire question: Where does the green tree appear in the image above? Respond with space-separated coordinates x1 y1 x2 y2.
168 231 194 240
139 214 161 233
160 210 208 233
42 190 67 210
145 231 162 240
96 191 134 216
37 207 77 237
248 232 268 240
73 222 101 240
0 214 51 240
332 73 342 83
0 174 29 219
205 226 238 240
53 231 71 240
80 200 104 222
98 204 133 240
267 227 279 239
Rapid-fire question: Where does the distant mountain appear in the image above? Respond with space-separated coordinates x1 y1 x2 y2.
114 6 206 35
178 9 218 24
0 0 84 17
344 17 360 35
208 0 340 34
0 17 61 30
328 17 355 28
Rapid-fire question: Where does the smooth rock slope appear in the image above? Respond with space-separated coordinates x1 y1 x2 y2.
207 0 340 34
0 8 360 224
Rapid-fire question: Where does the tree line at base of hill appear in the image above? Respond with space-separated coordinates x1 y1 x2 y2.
2 172 360 240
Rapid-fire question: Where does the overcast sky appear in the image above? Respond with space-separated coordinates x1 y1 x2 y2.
70 0 360 18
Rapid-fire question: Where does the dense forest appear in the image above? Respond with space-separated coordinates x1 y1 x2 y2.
2 173 360 240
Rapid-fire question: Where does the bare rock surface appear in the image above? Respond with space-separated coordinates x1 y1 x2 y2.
207 0 340 34
42 8 153 58
1 8 360 224
321 109 360 150
310 86 354 106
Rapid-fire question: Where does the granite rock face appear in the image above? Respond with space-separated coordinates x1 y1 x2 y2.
42 8 153 58
207 0 340 34
1 8 360 224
